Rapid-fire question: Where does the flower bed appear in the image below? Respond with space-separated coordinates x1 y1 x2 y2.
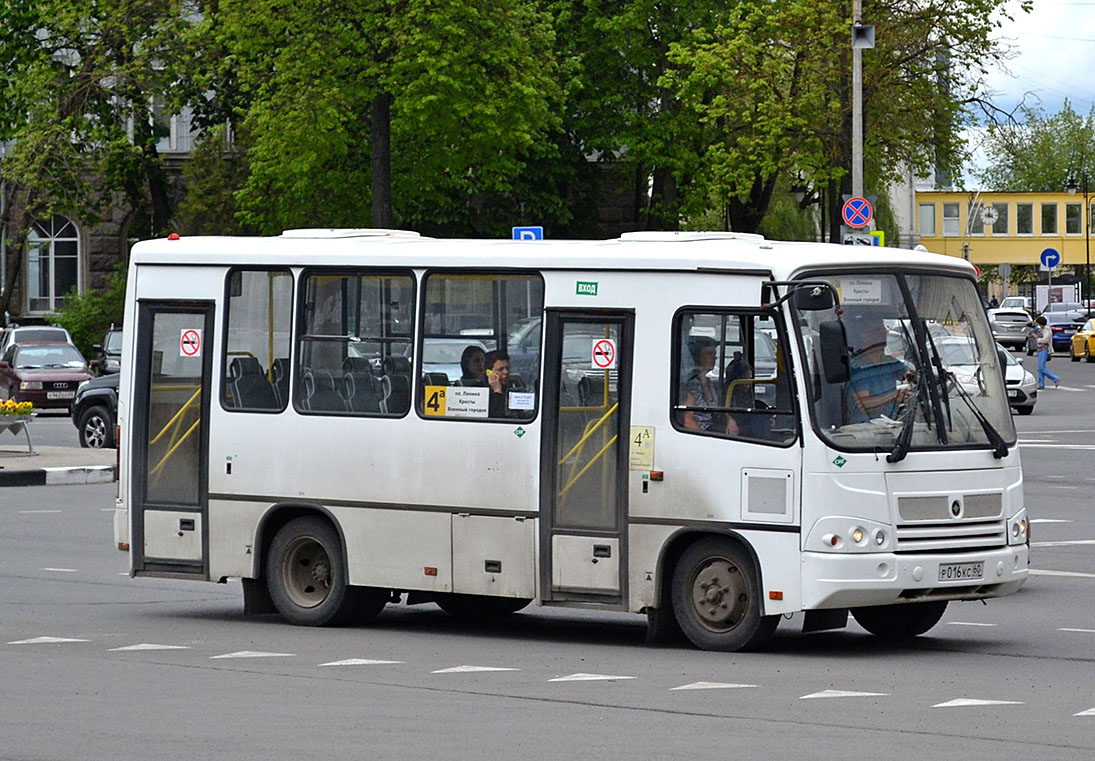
1 400 34 416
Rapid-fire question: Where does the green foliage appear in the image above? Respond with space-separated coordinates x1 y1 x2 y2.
49 264 127 358
978 101 1095 191
176 126 259 236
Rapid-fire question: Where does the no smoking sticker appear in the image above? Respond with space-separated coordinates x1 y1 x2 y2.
180 328 202 357
592 338 617 369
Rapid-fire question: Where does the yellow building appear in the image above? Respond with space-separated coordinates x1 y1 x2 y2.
915 191 1093 272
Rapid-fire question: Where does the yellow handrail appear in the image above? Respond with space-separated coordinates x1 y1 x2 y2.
558 402 618 465
150 418 200 480
149 387 201 446
558 434 618 498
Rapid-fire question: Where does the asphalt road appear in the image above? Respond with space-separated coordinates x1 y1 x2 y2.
2 355 1093 760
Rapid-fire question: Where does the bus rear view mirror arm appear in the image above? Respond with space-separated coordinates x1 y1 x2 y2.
762 280 839 312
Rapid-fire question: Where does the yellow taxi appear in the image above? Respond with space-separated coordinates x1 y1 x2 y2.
1070 318 1095 362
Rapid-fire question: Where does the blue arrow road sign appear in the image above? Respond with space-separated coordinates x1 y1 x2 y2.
512 226 543 240
1040 248 1061 269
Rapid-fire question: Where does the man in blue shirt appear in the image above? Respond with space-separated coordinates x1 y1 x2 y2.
844 319 911 423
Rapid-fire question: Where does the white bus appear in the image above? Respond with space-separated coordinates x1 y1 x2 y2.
114 229 1029 651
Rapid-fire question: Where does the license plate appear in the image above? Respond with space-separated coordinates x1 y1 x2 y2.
1007 389 1019 398
46 391 75 400
938 561 983 582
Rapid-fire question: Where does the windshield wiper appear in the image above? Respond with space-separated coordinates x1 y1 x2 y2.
944 370 1009 459
887 368 927 464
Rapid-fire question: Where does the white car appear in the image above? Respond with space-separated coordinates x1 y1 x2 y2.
938 337 1036 416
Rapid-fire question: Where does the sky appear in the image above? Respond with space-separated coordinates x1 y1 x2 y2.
964 0 1095 182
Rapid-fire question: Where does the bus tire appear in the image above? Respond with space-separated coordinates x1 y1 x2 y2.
266 516 376 626
671 537 778 652
433 593 530 618
851 601 948 640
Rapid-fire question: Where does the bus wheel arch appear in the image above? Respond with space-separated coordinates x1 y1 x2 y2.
663 531 778 652
260 506 386 626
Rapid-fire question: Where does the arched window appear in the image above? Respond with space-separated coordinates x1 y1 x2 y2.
26 215 80 313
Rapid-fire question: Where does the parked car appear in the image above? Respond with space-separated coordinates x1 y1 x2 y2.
71 372 118 448
0 324 74 355
999 296 1033 315
1042 301 1092 323
937 338 1037 416
987 308 1034 350
92 326 123 375
1001 345 1037 415
1070 318 1095 363
0 342 94 409
1048 317 1084 352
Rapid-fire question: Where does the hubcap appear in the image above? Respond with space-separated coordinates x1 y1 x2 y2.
84 416 106 448
690 558 748 632
282 536 333 608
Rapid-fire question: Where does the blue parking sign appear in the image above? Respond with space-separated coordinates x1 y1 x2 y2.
512 226 543 241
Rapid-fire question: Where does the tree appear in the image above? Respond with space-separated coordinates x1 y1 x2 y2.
977 100 1095 191
203 0 562 235
0 0 200 316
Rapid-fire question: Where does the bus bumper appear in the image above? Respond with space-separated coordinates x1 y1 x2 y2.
801 544 1029 610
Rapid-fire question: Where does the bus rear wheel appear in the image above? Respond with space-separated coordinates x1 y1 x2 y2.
433 593 530 619
671 537 778 652
851 601 948 641
266 516 386 626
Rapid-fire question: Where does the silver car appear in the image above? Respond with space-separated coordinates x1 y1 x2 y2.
987 308 1033 351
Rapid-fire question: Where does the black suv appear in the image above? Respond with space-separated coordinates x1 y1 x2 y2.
71 373 118 448
92 326 123 375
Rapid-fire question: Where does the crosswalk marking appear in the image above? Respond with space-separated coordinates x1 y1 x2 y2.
671 682 757 691
210 650 294 659
7 636 89 645
932 698 1023 708
800 689 888 699
321 658 404 667
549 673 635 682
110 643 190 651
432 665 517 674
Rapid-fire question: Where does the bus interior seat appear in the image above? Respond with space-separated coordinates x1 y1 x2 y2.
229 356 278 410
302 368 347 412
381 356 411 414
271 357 290 407
422 372 449 387
343 357 381 413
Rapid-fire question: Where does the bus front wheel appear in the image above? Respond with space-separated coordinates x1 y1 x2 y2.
671 537 778 652
851 601 948 640
266 517 386 626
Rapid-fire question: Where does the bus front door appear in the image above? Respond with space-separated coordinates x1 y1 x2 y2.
540 311 633 604
131 302 213 579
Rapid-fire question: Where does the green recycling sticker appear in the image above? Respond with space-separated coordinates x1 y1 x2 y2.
514 427 526 438
833 455 846 468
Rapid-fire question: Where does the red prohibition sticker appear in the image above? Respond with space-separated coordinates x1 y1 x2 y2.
592 338 617 369
180 328 202 357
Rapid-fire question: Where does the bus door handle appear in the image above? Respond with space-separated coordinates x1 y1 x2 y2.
178 518 195 536
593 545 612 559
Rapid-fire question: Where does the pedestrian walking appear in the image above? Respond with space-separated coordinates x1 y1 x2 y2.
1034 315 1061 389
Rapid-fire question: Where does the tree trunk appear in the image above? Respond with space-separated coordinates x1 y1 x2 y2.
0 184 31 320
647 167 678 230
727 173 778 233
370 91 393 228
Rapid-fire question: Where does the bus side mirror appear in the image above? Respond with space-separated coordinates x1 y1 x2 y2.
793 285 835 311
818 321 851 384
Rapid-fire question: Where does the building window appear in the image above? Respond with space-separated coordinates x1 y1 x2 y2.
1041 203 1058 235
1017 203 1033 235
942 203 960 236
991 203 1008 235
968 203 984 236
918 204 936 236
26 215 79 313
1067 203 1082 235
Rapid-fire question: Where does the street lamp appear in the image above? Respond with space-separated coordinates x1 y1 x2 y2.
1067 173 1091 305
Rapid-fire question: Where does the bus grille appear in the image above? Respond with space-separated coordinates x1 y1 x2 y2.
894 493 1006 553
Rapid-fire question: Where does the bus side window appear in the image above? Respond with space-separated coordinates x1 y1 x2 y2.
222 269 292 412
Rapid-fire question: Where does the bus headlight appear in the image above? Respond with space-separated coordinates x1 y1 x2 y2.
809 518 893 553
852 527 865 544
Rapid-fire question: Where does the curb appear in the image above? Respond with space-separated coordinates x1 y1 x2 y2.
0 465 116 488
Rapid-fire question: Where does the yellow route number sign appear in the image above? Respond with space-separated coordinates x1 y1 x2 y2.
424 386 447 416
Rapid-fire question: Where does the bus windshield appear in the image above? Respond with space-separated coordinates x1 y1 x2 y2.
795 271 1016 455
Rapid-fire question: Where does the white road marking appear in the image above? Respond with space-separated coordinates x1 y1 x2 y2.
1019 444 1095 450
1049 485 1079 490
1030 519 1073 524
1028 429 1095 434
946 622 998 627
19 510 62 514
109 643 191 651
549 673 635 682
41 567 78 573
671 682 757 691
1017 439 1056 443
320 658 404 667
8 636 89 645
1030 569 1095 578
432 665 518 674
800 690 888 699
1075 707 1095 716
1031 539 1095 547
210 650 294 659
932 698 1024 708
1058 628 1095 633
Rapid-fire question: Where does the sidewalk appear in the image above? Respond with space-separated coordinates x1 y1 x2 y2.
0 445 116 487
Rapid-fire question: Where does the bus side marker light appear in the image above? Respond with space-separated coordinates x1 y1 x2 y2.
649 471 664 481
167 233 180 240
424 567 437 576
769 591 783 600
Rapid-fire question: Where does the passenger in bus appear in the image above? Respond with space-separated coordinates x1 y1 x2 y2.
485 349 515 417
459 345 488 386
682 337 724 432
845 319 911 423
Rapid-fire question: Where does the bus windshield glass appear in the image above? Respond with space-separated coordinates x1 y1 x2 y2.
795 271 1016 454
